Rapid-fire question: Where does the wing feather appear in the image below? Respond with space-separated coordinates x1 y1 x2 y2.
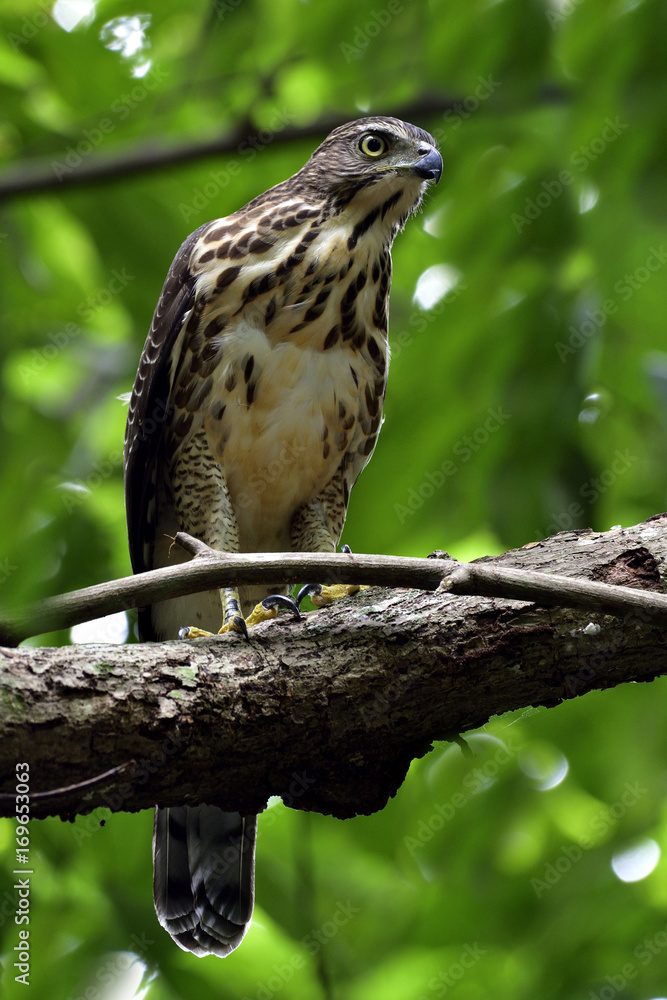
123 223 210 584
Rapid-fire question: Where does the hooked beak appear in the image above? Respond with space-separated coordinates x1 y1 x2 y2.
413 145 443 183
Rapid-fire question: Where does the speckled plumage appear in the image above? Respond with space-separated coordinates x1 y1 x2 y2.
124 116 441 958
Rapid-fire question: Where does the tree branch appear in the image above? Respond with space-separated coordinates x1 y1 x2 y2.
0 87 571 203
1 516 665 822
0 97 460 202
3 523 667 645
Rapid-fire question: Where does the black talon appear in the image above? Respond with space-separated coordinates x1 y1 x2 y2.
296 583 323 608
261 594 301 619
231 615 249 641
341 544 352 553
178 626 191 639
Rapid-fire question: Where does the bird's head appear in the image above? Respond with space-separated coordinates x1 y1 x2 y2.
299 116 443 200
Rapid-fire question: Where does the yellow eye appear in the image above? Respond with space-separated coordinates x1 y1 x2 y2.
358 134 389 158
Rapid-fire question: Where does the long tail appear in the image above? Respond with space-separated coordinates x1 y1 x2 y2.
153 804 257 957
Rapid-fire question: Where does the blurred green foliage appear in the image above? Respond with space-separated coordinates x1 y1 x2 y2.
1 0 667 997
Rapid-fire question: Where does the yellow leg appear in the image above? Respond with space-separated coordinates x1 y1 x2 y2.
178 588 299 640
217 587 248 636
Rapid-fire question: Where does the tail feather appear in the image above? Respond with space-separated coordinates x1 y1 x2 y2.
153 804 257 957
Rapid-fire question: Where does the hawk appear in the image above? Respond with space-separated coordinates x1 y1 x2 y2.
123 116 442 958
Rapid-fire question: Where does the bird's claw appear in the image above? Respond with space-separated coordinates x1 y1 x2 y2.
296 583 323 608
205 595 301 636
177 616 249 640
244 594 300 629
260 594 301 618
218 615 249 640
296 582 369 608
178 588 323 641
178 625 213 639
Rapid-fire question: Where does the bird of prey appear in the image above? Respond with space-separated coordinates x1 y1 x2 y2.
123 116 442 958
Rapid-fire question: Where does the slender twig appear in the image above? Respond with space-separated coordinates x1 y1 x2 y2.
0 542 450 646
441 563 667 622
1 530 666 647
0 762 135 804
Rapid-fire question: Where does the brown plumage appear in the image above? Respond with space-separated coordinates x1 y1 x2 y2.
123 116 441 958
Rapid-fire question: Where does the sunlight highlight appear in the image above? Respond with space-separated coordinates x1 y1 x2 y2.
423 204 448 237
99 953 153 1000
71 611 129 645
518 743 569 791
413 264 462 310
611 838 661 883
100 15 151 62
52 0 96 32
578 180 600 214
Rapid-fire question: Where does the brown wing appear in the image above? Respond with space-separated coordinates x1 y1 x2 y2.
123 225 206 586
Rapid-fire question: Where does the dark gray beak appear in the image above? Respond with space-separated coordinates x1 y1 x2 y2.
414 146 443 183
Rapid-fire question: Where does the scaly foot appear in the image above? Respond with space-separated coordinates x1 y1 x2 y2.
178 594 300 641
296 582 369 609
296 544 370 609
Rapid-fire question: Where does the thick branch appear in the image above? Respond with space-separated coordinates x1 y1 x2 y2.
1 517 666 822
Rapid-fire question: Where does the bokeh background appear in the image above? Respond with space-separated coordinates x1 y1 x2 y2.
1 0 667 997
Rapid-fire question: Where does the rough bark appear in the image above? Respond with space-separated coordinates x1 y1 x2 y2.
1 516 666 822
